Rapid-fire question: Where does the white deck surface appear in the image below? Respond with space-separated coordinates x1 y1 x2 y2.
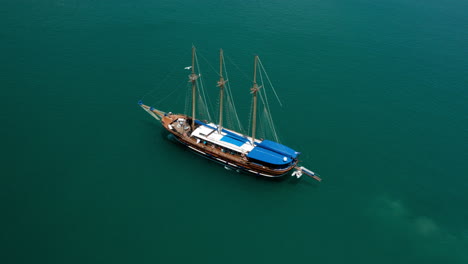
191 123 257 154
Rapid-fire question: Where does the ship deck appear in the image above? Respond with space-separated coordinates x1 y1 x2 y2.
190 122 256 155
148 111 298 176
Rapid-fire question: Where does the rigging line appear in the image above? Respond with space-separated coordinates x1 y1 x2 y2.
222 55 244 132
258 58 283 108
226 88 243 132
258 68 280 143
259 107 270 140
195 52 213 121
184 82 191 115
247 95 254 144
140 70 174 100
150 78 188 106
197 93 210 121
140 54 186 100
225 54 252 82
258 92 280 143
225 89 242 132
197 50 220 76
197 60 213 121
257 95 273 142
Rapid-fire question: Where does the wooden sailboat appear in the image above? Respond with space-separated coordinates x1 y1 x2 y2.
139 47 321 180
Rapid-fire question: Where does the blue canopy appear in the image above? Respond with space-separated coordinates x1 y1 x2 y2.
257 140 299 159
220 135 246 147
247 146 292 166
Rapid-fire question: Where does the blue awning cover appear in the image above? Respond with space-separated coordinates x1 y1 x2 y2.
247 140 299 166
257 140 300 159
247 146 292 165
220 135 246 147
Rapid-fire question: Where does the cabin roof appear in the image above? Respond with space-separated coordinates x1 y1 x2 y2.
192 121 255 153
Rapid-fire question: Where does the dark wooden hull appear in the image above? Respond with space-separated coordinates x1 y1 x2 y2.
172 132 296 177
162 116 296 178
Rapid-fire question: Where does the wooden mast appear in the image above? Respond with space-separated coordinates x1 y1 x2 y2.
217 49 227 132
189 46 198 131
250 55 259 144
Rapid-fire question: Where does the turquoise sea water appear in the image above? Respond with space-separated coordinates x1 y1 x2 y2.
2 0 467 263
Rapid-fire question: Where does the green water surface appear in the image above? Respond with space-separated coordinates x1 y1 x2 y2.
1 0 467 263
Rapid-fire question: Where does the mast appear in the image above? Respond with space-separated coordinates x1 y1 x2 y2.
189 46 198 131
250 55 259 144
217 49 227 132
